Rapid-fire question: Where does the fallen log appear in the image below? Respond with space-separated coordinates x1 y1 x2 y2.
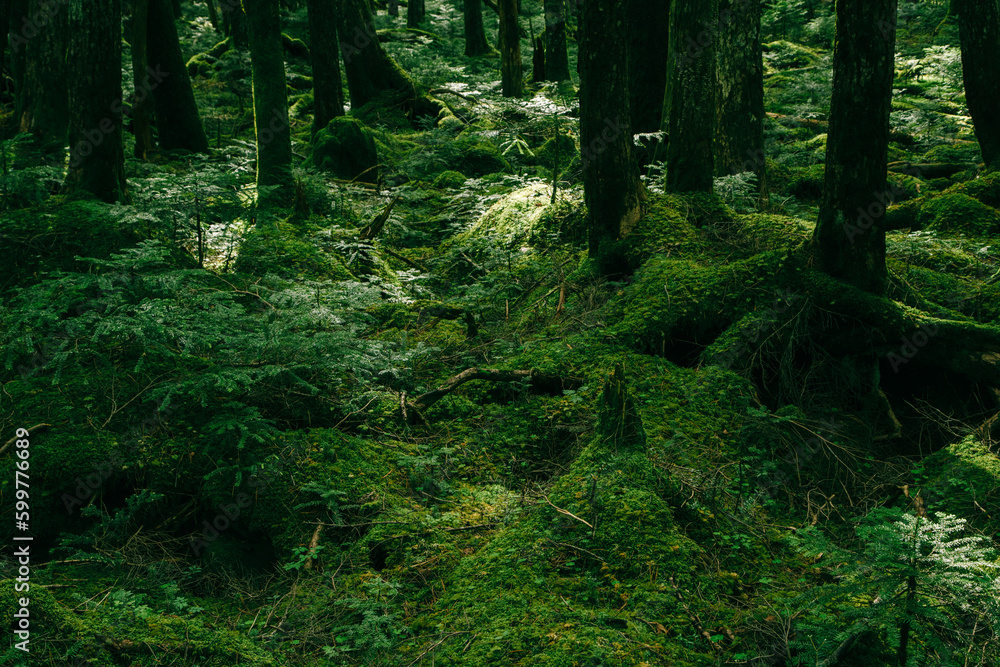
887 161 978 180
406 368 582 420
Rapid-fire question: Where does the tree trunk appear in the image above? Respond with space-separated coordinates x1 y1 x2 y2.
665 0 716 193
531 33 545 83
338 0 416 110
498 0 521 96
205 0 220 31
715 0 768 200
307 0 344 135
406 0 424 27
18 0 68 147
543 0 569 81
0 0 7 96
131 0 155 159
171 0 181 18
148 0 209 152
222 0 249 49
243 0 293 206
810 0 897 295
8 0 28 124
954 0 1000 170
65 0 126 203
388 0 398 17
627 0 669 134
579 0 642 271
464 0 491 56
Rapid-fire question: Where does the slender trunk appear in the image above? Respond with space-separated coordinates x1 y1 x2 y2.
0 0 7 94
338 0 416 110
205 0 220 31
628 0 669 134
954 0 1000 170
18 0 68 147
665 0 716 192
531 32 545 83
222 0 249 49
498 0 522 96
9 0 28 124
388 0 398 17
307 0 344 134
810 0 897 295
243 0 293 206
579 0 642 271
464 0 491 56
65 0 126 203
148 0 209 152
715 0 768 200
131 0 155 159
897 573 916 666
406 0 424 27
543 0 569 81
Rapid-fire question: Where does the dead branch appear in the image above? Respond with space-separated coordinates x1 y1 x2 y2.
405 368 580 418
0 424 52 457
360 196 400 240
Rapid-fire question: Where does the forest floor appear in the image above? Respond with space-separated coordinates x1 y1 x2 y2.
1 2 999 666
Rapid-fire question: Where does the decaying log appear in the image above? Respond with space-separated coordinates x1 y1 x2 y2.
887 161 978 180
405 368 582 420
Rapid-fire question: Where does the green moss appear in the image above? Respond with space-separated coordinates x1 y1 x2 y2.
921 142 979 164
458 142 511 178
234 220 354 281
762 40 821 70
186 53 219 78
281 33 310 60
309 116 379 183
947 171 1000 209
788 163 825 200
920 435 1000 538
432 170 467 189
921 193 1000 235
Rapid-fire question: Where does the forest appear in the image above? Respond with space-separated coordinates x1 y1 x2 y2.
1 0 1000 664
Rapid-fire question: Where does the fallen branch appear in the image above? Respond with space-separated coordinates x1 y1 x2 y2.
406 368 581 418
360 196 400 240
0 424 51 457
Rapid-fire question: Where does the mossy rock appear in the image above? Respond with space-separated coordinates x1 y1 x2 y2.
458 143 511 178
432 170 467 189
920 435 1000 538
920 193 1000 235
947 171 1000 209
186 53 219 78
281 33 310 60
788 163 825 200
526 132 578 168
309 116 379 184
921 142 979 164
234 220 354 281
285 72 313 91
762 40 821 70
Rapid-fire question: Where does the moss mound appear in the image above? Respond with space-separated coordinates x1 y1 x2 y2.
234 220 354 281
432 170 467 189
920 193 1000 235
309 116 379 184
921 435 1000 538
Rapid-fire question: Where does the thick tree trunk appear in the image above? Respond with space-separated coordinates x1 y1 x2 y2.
811 0 897 295
498 0 522 96
627 0 669 134
222 0 249 49
148 0 209 152
715 0 767 199
338 0 416 110
954 0 1000 170
531 34 545 83
171 0 181 18
406 0 424 27
65 0 126 203
131 0 155 159
243 0 293 206
307 0 344 135
464 0 491 56
579 0 642 271
543 0 569 81
18 0 68 147
0 0 7 95
8 0 28 123
665 0 716 192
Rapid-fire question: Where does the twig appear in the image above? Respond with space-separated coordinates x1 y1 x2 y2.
0 424 51 457
538 487 593 529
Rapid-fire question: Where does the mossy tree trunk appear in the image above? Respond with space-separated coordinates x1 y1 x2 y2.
222 0 249 49
338 0 416 110
406 0 424 27
627 0 669 134
464 0 492 56
579 0 642 271
598 364 646 451
171 0 181 17
954 0 1000 170
388 0 398 17
18 0 68 147
665 0 716 193
531 32 545 83
9 0 29 127
243 0 293 206
498 0 522 97
307 0 344 135
131 0 155 159
715 0 767 200
147 0 209 152
206 0 220 31
811 0 897 295
543 0 570 81
64 0 126 203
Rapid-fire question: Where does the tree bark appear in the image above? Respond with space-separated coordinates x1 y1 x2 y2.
543 0 569 81
579 0 642 270
65 0 126 203
810 0 897 295
205 0 220 31
627 0 669 134
531 33 545 83
243 0 293 206
18 0 68 147
406 0 424 27
338 0 416 110
715 0 767 201
388 0 398 17
464 0 492 56
307 0 344 135
131 0 155 159
222 0 249 49
8 0 29 127
954 0 1000 170
498 0 522 96
148 0 209 152
665 0 717 193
